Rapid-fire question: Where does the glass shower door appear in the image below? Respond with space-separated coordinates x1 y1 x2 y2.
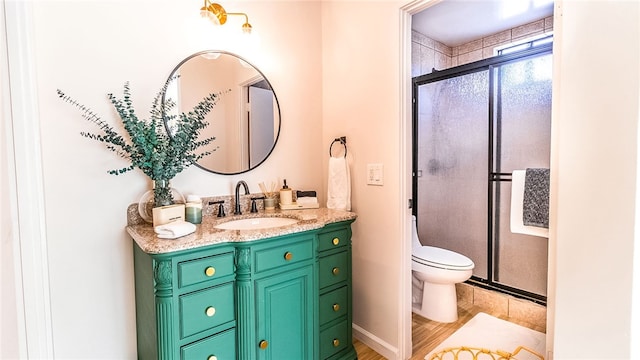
492 54 552 296
415 70 490 279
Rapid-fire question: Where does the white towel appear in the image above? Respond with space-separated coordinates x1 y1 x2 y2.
154 220 196 239
510 170 548 238
327 156 351 211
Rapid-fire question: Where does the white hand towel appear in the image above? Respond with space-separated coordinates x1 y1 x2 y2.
327 156 351 211
154 220 196 239
510 170 548 238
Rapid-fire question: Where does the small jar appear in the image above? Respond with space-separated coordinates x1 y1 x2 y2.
185 195 203 224
264 197 277 210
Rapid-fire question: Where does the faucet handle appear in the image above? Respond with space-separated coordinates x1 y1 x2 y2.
250 196 265 213
208 200 226 217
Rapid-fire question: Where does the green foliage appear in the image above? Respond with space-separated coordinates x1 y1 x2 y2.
57 79 224 181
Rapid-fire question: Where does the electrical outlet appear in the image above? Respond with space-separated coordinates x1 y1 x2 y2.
367 163 384 186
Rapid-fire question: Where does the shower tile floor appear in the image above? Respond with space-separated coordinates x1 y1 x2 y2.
353 283 546 360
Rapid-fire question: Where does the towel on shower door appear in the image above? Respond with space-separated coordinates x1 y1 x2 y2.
523 168 550 228
327 156 351 211
510 170 549 238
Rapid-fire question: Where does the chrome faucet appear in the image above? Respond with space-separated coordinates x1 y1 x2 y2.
234 180 250 215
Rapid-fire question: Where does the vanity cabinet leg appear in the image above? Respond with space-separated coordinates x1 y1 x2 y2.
236 247 255 360
154 259 175 360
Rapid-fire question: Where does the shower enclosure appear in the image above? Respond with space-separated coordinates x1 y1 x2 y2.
412 42 552 303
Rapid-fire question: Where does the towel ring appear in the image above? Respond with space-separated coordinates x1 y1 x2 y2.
329 137 347 158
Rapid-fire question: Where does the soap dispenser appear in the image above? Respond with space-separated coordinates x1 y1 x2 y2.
279 179 293 205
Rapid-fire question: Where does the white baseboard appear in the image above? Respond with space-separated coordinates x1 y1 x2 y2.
353 323 399 360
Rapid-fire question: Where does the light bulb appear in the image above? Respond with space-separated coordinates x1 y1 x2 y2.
242 22 252 34
208 12 221 25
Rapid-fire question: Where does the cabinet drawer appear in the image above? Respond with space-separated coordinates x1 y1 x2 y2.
179 282 235 339
319 286 347 325
317 228 349 252
319 251 348 288
254 238 313 273
178 252 235 288
319 320 349 359
180 327 236 360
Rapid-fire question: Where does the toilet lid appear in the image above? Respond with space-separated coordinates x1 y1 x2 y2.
413 246 474 270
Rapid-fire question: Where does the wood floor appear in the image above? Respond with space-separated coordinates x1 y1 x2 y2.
353 299 546 360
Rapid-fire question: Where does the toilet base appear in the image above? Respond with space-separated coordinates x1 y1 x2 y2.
412 281 459 323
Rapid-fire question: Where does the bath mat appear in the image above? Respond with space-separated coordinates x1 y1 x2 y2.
424 312 546 360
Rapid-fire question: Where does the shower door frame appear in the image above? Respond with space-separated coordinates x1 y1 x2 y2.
412 43 553 304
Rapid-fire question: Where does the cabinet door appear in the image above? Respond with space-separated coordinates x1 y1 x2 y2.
255 265 314 360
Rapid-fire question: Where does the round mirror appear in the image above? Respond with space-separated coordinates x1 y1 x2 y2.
163 50 281 174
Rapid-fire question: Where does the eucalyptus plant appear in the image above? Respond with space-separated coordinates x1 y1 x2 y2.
57 78 223 205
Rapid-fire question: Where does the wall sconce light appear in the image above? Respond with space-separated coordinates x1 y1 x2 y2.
200 0 252 34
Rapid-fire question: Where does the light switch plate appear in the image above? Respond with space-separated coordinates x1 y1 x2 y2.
367 163 384 186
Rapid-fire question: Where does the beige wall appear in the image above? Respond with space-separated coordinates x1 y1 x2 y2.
1 67 21 358
322 1 410 357
1 3 26 356
550 1 638 358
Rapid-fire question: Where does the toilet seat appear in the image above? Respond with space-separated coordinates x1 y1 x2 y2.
412 246 474 270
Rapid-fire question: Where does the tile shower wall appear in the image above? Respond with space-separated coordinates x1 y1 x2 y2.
412 16 554 76
411 31 452 77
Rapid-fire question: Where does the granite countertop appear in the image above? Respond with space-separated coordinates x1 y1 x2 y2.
127 208 357 255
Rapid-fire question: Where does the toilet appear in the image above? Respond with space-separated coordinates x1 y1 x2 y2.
411 215 474 323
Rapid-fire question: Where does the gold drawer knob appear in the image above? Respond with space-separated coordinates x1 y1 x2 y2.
208 356 218 360
205 306 216 317
259 340 269 349
205 266 216 277
332 303 340 312
332 237 340 246
284 252 293 261
333 339 340 347
332 267 340 276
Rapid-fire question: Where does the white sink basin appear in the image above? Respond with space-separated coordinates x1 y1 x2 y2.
215 217 298 230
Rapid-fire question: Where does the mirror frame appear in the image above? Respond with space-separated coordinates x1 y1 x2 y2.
163 50 281 175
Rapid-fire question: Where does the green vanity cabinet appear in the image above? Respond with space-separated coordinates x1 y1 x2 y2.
236 232 316 360
132 219 357 360
134 244 237 360
317 222 357 360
